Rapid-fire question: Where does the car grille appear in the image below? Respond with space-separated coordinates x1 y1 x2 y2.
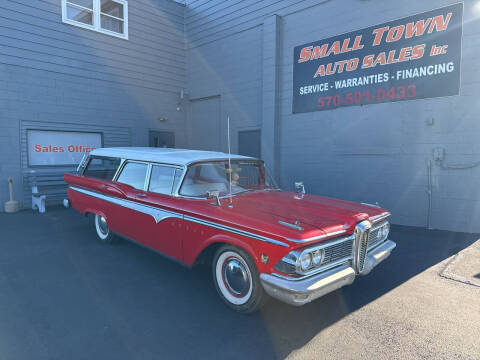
355 220 388 272
368 221 387 250
358 233 368 271
323 237 354 265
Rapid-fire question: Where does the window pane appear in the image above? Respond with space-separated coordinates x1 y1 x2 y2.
67 0 93 9
179 161 277 197
101 15 123 33
149 166 175 195
67 5 93 25
101 0 124 18
83 157 120 180
117 162 148 190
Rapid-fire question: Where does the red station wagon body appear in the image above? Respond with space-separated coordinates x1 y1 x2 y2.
64 147 396 308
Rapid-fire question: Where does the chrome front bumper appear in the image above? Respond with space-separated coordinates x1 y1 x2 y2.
260 240 396 306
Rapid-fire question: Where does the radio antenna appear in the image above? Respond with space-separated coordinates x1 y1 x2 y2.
227 116 233 207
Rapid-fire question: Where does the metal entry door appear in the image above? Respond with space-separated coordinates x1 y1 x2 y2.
238 130 261 158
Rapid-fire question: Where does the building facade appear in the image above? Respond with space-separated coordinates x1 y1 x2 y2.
1 0 479 233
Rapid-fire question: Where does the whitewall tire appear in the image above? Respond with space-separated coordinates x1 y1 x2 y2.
94 214 115 243
213 245 267 313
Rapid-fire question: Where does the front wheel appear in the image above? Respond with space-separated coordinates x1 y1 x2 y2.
94 214 115 243
212 245 268 313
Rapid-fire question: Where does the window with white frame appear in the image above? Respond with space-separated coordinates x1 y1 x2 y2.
61 0 128 39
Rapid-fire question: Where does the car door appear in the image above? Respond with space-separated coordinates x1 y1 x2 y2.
141 164 184 260
112 160 153 246
114 161 184 260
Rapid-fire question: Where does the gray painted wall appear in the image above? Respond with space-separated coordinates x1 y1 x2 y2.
185 0 480 233
0 0 187 208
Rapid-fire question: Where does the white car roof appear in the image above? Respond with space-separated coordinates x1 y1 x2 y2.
89 147 257 166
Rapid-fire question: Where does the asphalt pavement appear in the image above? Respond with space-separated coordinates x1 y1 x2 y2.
0 207 478 360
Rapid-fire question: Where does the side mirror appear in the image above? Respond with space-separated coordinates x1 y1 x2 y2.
295 181 305 194
207 190 221 206
294 181 305 199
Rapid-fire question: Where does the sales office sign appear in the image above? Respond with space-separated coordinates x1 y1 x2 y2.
28 130 102 166
292 3 463 113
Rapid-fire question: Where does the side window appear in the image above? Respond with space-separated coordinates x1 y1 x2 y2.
148 165 175 195
83 156 120 180
116 162 148 189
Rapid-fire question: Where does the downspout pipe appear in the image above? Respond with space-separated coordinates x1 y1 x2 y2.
426 160 433 230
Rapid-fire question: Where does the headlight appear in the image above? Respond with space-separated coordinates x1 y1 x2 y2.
312 249 324 266
300 252 312 271
376 222 390 242
274 238 346 276
381 222 390 240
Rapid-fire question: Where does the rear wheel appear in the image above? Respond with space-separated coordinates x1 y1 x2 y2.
94 214 115 243
212 245 268 313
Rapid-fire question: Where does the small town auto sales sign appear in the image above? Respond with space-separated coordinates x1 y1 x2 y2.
292 3 463 113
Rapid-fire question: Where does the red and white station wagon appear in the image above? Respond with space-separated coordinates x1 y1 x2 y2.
64 147 396 313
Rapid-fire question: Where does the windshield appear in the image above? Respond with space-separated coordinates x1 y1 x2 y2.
179 160 278 198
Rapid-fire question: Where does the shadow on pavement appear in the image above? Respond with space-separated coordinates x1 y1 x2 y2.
0 207 477 359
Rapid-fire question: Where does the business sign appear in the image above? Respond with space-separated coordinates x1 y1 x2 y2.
28 130 102 166
292 3 463 113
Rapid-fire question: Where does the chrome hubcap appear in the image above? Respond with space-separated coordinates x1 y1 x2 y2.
223 258 250 296
98 216 108 235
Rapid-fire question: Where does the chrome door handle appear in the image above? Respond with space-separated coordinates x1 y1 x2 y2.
136 193 147 197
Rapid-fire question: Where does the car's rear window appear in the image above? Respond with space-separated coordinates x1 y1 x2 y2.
83 156 120 180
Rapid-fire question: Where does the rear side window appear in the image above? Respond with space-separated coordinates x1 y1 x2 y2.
148 165 175 195
83 156 120 180
116 162 148 190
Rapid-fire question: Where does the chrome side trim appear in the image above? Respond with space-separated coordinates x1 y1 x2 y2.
70 186 288 247
184 215 289 248
285 229 347 243
70 186 182 224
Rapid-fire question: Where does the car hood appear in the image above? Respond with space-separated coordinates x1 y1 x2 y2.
216 190 389 245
